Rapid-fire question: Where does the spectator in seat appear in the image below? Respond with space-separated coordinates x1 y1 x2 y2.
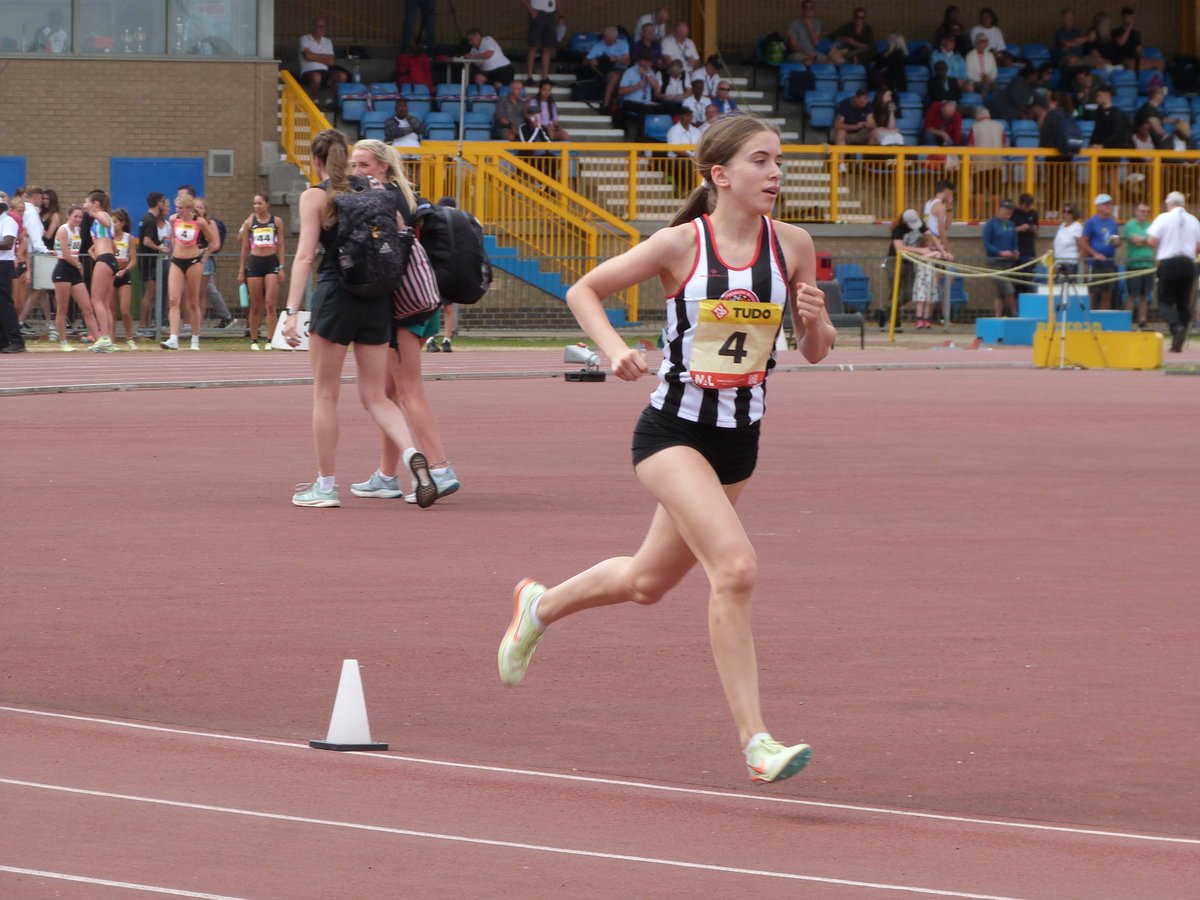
868 33 908 93
529 78 569 140
617 55 663 139
493 79 527 140
630 22 663 73
833 88 876 145
828 7 876 65
1136 84 1180 149
698 102 721 134
922 98 963 147
710 80 739 115
384 98 427 147
660 21 700 81
1052 9 1088 67
968 105 1006 146
699 55 722 98
929 59 963 103
989 64 1036 120
932 5 972 57
666 106 701 150
585 26 631 111
298 18 350 103
787 1 845 65
681 77 712 120
1071 67 1107 120
969 8 1007 60
635 7 670 42
1109 7 1142 71
465 27 516 89
965 32 997 95
870 88 904 145
930 32 972 94
660 59 689 113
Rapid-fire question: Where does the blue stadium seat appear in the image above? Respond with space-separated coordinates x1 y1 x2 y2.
464 128 492 142
905 66 929 99
464 109 495 129
959 92 984 111
642 114 673 142
838 63 867 92
369 82 401 104
569 31 600 60
426 125 456 141
995 67 1018 88
1164 97 1190 118
425 111 455 128
960 118 974 145
362 126 387 141
809 63 839 93
358 110 391 138
1022 43 1050 66
468 84 498 105
1108 69 1137 89
406 99 432 120
402 83 431 99
1013 133 1040 148
339 98 368 124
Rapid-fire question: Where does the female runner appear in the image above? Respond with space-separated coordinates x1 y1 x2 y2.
50 206 103 352
161 193 218 350
111 209 139 349
497 115 836 783
281 129 434 509
237 193 286 350
81 190 118 351
343 139 456 506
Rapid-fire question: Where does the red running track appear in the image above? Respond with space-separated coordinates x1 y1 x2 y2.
1 354 1197 897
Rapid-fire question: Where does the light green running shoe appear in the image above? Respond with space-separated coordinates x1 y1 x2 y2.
744 735 812 784
292 481 340 508
498 578 546 686
351 470 404 498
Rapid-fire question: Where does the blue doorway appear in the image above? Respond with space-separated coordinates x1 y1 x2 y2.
0 157 27 195
110 157 205 217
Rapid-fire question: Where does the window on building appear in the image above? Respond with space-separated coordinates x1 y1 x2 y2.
1 1 262 57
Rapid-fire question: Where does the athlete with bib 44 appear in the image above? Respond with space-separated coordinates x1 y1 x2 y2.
498 115 836 784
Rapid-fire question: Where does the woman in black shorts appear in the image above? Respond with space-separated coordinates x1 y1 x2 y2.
345 139 453 508
111 209 138 349
50 205 102 352
497 115 837 785
281 129 434 509
162 193 218 350
82 190 118 352
237 193 287 350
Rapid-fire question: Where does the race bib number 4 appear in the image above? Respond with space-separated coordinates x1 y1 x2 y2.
689 297 782 389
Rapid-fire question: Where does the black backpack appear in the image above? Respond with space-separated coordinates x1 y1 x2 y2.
334 177 413 298
414 201 492 304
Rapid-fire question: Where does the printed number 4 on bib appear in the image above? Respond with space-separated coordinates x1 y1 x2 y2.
689 298 782 389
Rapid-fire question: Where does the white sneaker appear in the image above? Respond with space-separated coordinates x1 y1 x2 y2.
744 734 812 784
160 336 179 350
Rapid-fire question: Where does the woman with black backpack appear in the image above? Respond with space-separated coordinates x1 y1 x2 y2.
281 129 435 510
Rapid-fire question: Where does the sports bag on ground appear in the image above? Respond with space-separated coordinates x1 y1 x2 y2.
334 177 412 298
414 200 493 304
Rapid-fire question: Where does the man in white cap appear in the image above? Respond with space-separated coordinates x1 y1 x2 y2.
1081 193 1121 310
1146 191 1200 353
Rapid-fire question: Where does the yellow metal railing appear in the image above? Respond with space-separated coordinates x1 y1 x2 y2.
394 142 643 319
280 71 331 185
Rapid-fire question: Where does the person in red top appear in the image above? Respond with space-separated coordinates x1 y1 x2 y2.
922 99 963 147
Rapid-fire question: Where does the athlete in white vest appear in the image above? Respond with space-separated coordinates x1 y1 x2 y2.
499 115 837 785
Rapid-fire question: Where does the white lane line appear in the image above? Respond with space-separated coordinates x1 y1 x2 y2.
0 779 1022 900
0 865 247 899
3 706 1197 847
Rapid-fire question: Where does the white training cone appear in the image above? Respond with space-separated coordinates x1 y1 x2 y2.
309 659 389 751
